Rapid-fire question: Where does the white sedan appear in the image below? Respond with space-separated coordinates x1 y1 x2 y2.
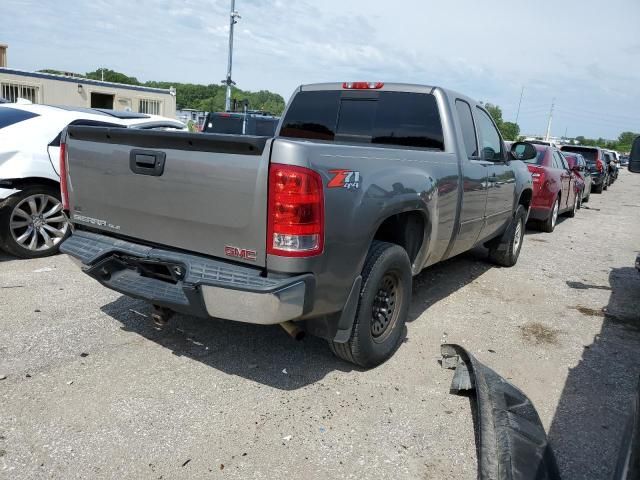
0 104 185 258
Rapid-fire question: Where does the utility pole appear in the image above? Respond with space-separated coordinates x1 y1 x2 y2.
515 86 524 125
101 68 104 82
545 98 555 142
222 0 240 112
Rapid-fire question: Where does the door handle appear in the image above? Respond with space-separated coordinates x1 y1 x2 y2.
129 149 166 176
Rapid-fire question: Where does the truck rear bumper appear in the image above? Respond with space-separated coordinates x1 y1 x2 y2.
60 230 313 325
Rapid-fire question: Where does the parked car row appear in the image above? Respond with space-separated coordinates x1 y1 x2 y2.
503 142 607 233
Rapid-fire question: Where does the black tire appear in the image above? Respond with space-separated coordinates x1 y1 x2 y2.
488 205 526 267
329 241 412 368
566 193 578 218
541 197 559 233
0 185 69 259
592 183 603 194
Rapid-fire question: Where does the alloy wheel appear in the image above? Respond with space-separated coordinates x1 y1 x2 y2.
10 194 68 252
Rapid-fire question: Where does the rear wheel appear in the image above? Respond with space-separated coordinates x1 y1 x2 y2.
488 205 526 267
592 183 603 194
329 241 412 368
541 197 559 233
0 186 69 259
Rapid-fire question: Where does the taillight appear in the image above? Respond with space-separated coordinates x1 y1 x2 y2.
59 142 69 210
267 164 324 257
342 82 384 90
596 158 604 172
527 165 545 184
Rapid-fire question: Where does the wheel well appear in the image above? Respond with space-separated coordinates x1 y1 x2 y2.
518 189 532 210
373 211 425 264
2 177 60 191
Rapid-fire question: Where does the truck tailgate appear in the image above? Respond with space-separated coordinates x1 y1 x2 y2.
64 127 270 267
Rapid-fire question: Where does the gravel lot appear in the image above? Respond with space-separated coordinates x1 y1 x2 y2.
1 170 639 479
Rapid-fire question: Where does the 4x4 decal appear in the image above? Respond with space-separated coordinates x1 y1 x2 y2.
328 169 361 190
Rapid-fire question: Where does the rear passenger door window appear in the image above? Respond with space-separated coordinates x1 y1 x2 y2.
475 108 503 161
455 100 478 158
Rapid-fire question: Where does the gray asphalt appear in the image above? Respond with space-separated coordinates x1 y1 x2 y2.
1 170 639 479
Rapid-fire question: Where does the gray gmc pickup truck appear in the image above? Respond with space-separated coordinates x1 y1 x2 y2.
60 82 535 367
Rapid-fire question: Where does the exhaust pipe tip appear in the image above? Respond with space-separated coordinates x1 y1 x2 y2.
280 321 305 341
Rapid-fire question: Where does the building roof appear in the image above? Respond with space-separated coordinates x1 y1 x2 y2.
0 67 173 95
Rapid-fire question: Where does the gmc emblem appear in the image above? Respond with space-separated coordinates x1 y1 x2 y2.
224 245 257 262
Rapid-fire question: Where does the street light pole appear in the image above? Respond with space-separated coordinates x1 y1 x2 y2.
223 0 240 112
545 98 555 142
515 86 524 125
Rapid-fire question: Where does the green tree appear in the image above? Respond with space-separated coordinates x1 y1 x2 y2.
485 103 521 141
484 103 503 124
86 69 140 85
500 121 521 141
617 131 639 152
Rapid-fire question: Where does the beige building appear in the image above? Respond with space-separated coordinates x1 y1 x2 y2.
0 67 176 117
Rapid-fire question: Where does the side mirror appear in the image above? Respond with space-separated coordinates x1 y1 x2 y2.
510 142 537 161
630 137 640 173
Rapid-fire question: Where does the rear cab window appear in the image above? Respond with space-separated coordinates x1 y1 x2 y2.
0 107 39 129
279 90 445 150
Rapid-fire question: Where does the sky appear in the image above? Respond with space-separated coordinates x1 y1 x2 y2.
3 0 639 139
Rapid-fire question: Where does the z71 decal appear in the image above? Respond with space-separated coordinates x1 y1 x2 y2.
328 169 361 190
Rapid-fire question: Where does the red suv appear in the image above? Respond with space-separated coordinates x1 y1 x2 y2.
525 145 580 232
